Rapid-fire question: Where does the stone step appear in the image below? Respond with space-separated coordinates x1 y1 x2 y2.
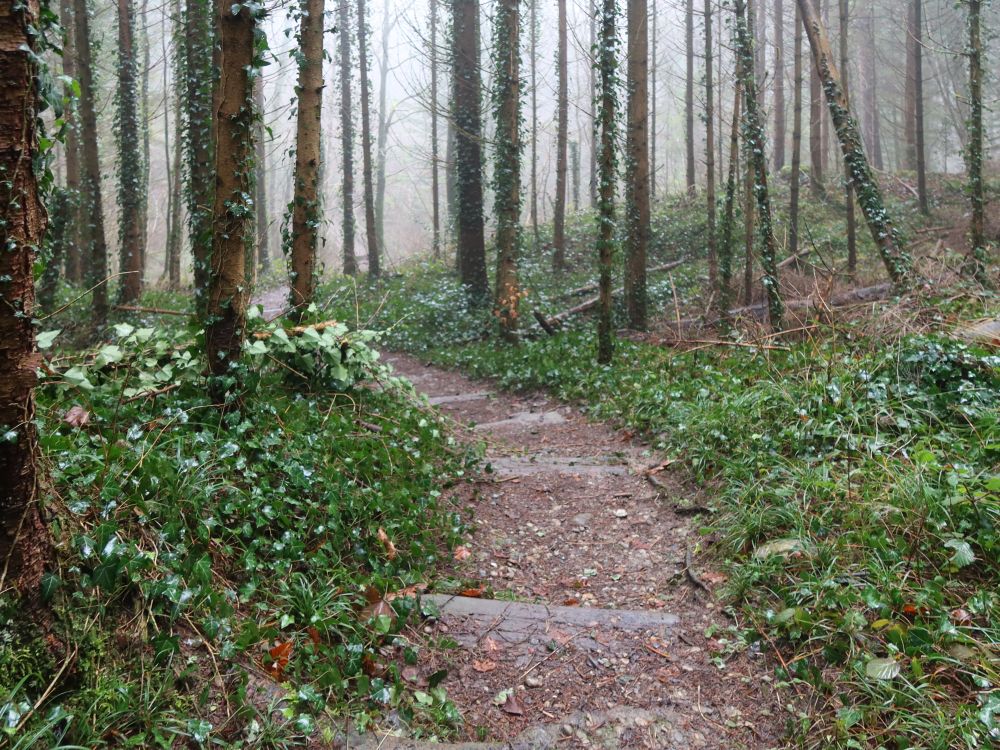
474 411 568 431
487 455 629 477
428 391 492 406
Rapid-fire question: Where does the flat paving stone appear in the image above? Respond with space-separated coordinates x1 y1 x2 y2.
474 411 568 431
427 391 492 405
487 456 629 476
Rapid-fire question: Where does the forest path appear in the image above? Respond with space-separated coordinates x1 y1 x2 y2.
361 354 785 750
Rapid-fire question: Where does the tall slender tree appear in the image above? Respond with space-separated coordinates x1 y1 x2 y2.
339 0 358 275
963 0 988 282
718 82 742 314
59 0 83 284
163 0 183 289
839 0 856 276
374 8 395 261
358 0 379 277
595 0 617 363
650 3 656 199
588 1 597 208
796 0 910 286
624 0 649 329
117 0 144 304
788 0 803 258
254 76 269 276
735 0 784 331
205 0 258 387
772 0 786 171
552 0 568 270
429 0 441 257
453 0 487 300
861 4 882 169
703 0 717 292
912 0 928 214
289 0 325 313
528 0 538 246
684 0 696 196
0 0 52 606
808 6 824 198
74 0 110 331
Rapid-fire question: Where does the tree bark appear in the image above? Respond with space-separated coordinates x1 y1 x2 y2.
528 0 538 246
735 0 784 331
0 0 52 605
254 76 269 276
588 0 597 209
205 0 255 387
808 6 824 199
703 0 717 293
650 3 656 200
75 0 110 332
718 80 742 314
839 0 856 277
570 140 580 212
912 0 928 215
596 0 617 364
684 0 696 196
552 0 568 271
964 0 988 282
357 0 379 277
289 0 325 313
861 5 882 170
796 0 911 286
903 0 917 171
375 8 393 264
185 0 214 313
453 0 487 301
429 0 440 257
624 0 649 329
58 0 83 284
789 0 803 258
772 0 786 171
492 0 521 341
117 0 144 304
164 0 183 289
338 0 357 275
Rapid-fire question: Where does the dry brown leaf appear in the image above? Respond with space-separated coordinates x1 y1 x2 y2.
472 659 498 673
482 635 501 653
376 527 397 560
63 405 90 428
453 545 472 561
499 693 525 716
459 587 484 598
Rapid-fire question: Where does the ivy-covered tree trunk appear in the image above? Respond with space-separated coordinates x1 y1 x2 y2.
718 81 742 315
624 0 648 330
588 1 597 209
184 0 214 312
703 0 717 295
289 0 324 313
649 4 656 199
357 0 379 278
338 0 357 275
492 0 521 341
429 0 440 258
735 0 783 331
453 0 487 301
595 0 617 364
808 14 824 198
162 0 183 289
684 0 695 196
964 0 988 282
0 0 52 606
254 76 269 276
205 0 256 390
74 0 110 333
528 0 538 247
796 0 911 287
772 0 786 171
58 0 83 284
552 0 567 271
789 0 803 258
570 140 579 212
117 0 144 304
912 0 928 215
839 0 856 277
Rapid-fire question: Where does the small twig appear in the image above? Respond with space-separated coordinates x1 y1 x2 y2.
113 304 191 317
684 546 711 594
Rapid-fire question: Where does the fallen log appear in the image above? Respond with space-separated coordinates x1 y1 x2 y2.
559 259 687 299
252 320 342 340
113 304 191 317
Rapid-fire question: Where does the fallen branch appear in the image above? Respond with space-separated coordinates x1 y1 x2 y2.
532 310 558 336
777 246 812 269
113 304 191 317
684 546 711 594
252 320 341 340
558 259 687 299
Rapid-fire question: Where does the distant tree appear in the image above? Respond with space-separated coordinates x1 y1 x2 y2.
206 0 258 389
650 4 656 199
338 0 358 275
492 0 521 341
963 0 989 282
74 0 110 332
912 0 929 215
588 1 597 208
595 0 618 364
552 0 568 270
797 0 911 286
624 0 649 330
861 4 882 170
0 0 53 607
375 7 396 262
254 76 269 277
429 0 440 257
808 1 824 198
734 0 784 331
58 0 83 284
117 0 144 304
703 0 717 293
528 0 538 246
163 0 183 289
453 0 488 301
358 0 379 278
839 0 857 277
772 0 786 171
570 139 580 212
684 0 696 196
788 0 803 258
289 0 325 313
718 81 742 314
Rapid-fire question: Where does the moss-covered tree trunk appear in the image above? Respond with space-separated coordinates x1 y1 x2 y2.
624 0 649 330
796 0 911 287
0 0 52 606
703 0 717 295
117 0 144 304
492 0 521 341
718 81 742 315
429 0 440 258
789 0 803 258
289 0 324 313
772 0 786 172
839 0 856 277
357 0 379 278
735 0 784 331
595 0 617 364
552 0 568 271
684 0 695 196
964 0 988 282
58 0 84 284
338 0 357 275
253 76 269 277
206 0 256 391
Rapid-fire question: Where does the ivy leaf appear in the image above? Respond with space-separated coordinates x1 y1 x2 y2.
62 366 94 391
36 329 61 350
865 657 901 681
944 538 975 568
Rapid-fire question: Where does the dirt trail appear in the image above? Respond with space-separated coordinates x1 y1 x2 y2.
369 353 785 750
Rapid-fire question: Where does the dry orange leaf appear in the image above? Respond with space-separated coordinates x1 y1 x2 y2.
460 587 484 598
453 545 472 561
499 693 525 716
376 527 398 560
563 597 579 606
63 405 90 428
267 640 293 679
472 659 498 673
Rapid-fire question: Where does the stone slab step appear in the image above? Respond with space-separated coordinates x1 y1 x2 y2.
428 391 492 405
486 455 628 477
474 411 568 431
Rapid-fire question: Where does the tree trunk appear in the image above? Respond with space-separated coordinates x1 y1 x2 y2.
808 8 824 198
552 0 568 270
595 0 617 364
964 0 988 282
789 0 803 258
570 140 580 211
588 0 597 209
772 0 786 171
839 0 857 277
430 0 440 258
185 0 214 311
861 6 882 170
703 0 717 293
796 0 911 286
289 0 324 313
492 0 521 341
650 3 656 200
453 0 487 301
903 0 917 171
75 0 110 332
624 0 649 329
254 76 269 276
164 0 183 289
913 0 928 215
0 0 52 605
357 0 379 278
117 0 144 304
684 0 696 196
339 0 357 275
375 8 393 264
528 0 538 247
59 0 83 284
205 0 255 387
735 0 784 331
139 0 150 278
718 80 742 314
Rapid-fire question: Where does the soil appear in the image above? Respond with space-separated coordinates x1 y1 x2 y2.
378 353 789 749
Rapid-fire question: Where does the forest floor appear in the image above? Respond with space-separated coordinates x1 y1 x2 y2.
346 352 789 749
